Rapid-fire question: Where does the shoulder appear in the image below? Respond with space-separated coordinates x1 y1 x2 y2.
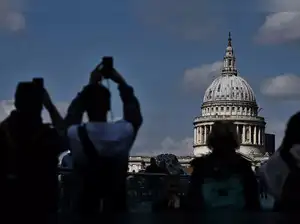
111 120 135 138
236 154 252 168
67 124 80 139
190 156 211 171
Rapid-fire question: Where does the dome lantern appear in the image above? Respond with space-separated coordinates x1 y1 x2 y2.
222 32 237 77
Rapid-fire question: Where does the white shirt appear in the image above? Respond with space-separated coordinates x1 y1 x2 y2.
259 144 300 200
67 120 135 168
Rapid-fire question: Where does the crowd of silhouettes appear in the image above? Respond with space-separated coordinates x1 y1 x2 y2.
0 60 300 222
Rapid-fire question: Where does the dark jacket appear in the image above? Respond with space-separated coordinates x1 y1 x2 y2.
0 111 63 214
187 153 261 211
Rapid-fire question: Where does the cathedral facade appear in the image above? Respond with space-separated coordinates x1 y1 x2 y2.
193 33 270 165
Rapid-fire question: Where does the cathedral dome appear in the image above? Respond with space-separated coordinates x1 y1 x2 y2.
203 75 256 103
203 32 256 104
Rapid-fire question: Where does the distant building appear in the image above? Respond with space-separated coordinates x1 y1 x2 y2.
193 32 270 165
264 133 275 155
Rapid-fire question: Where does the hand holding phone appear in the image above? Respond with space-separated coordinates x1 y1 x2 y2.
100 56 113 79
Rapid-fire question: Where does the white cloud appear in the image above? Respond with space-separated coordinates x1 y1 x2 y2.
183 61 223 91
159 137 193 156
260 74 300 99
0 0 26 32
262 0 300 12
131 0 223 40
256 1 300 44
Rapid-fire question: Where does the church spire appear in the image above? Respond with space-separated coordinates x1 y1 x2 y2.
221 32 237 76
228 32 232 47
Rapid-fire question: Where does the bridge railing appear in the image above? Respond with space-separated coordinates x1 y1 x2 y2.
58 169 273 213
58 169 190 212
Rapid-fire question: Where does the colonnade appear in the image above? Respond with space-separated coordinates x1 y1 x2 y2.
194 124 265 146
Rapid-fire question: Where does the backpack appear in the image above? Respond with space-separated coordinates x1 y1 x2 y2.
201 172 246 210
77 124 101 171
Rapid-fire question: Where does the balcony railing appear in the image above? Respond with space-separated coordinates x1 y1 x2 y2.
194 115 265 122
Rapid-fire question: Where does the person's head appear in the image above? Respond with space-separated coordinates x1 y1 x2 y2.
150 157 156 165
207 121 239 155
281 112 300 152
14 82 43 118
81 84 111 122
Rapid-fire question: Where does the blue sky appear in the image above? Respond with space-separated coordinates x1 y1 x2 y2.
0 0 300 155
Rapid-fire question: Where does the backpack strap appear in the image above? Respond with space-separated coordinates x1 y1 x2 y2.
77 124 99 165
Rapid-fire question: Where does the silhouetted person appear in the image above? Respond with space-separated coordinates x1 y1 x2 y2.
152 177 184 212
255 166 267 200
260 112 300 212
0 81 64 220
145 157 167 201
140 160 146 171
65 67 142 216
145 157 166 173
187 121 260 211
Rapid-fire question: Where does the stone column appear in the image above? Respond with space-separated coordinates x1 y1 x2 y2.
258 127 261 145
198 127 200 144
236 124 239 135
249 125 252 144
204 125 207 144
194 127 197 145
254 126 257 144
262 128 265 146
202 126 204 144
199 126 202 144
242 125 245 144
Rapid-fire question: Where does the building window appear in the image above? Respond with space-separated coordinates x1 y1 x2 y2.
216 107 218 111
232 107 235 111
227 107 229 111
221 107 224 111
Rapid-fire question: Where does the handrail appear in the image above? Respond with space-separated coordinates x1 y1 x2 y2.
58 167 190 177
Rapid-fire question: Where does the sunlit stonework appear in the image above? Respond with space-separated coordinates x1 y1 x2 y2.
193 33 269 164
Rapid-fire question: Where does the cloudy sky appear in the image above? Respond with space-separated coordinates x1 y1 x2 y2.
0 0 299 155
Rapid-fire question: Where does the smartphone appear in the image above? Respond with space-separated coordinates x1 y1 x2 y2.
102 56 113 70
32 78 44 89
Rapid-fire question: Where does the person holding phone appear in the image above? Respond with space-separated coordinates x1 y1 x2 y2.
0 80 64 220
65 57 143 216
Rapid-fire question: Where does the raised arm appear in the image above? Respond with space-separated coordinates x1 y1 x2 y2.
118 83 143 134
64 91 85 128
110 69 143 134
43 89 65 135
